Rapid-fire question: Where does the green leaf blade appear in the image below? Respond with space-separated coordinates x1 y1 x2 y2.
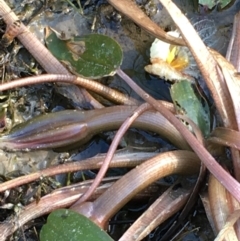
40 209 114 241
170 80 211 138
46 30 123 78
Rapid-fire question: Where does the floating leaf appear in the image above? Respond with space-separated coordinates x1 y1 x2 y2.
170 80 210 137
45 28 123 78
40 209 114 241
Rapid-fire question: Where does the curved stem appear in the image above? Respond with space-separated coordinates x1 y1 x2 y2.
0 104 188 150
73 150 200 228
117 68 240 203
209 171 240 241
71 103 151 207
0 177 117 241
119 181 192 241
0 176 165 241
0 151 156 193
0 74 138 105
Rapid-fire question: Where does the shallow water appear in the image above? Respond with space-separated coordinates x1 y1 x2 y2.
2 0 240 240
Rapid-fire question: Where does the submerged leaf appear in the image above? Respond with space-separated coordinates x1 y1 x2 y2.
199 0 232 9
40 209 113 241
45 29 123 78
170 80 210 137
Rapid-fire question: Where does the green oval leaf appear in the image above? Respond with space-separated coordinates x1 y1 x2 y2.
170 80 210 137
45 29 123 78
40 209 114 241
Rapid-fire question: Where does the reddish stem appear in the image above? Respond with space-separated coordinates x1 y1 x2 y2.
71 102 151 207
117 68 240 203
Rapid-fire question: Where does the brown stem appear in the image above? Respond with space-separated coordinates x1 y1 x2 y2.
0 74 138 105
0 151 157 193
0 176 165 241
209 15 240 180
0 1 67 74
117 68 240 203
226 12 240 72
160 117 206 241
0 104 188 150
200 192 218 235
73 150 200 228
71 103 151 207
0 177 117 241
209 127 240 150
209 172 240 241
211 49 240 130
208 11 240 240
119 181 192 241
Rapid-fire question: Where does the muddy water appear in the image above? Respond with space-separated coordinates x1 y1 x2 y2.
2 0 240 240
